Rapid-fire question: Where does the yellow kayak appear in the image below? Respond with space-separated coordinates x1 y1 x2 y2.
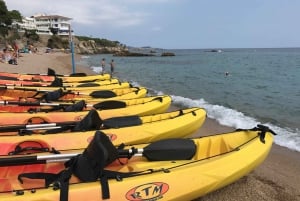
0 82 131 93
0 78 121 88
0 95 171 113
0 94 168 126
0 125 275 201
0 107 206 153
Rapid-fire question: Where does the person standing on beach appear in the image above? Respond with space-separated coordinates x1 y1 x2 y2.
12 41 19 59
110 59 115 76
101 58 106 75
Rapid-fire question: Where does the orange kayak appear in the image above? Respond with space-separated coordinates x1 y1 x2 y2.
0 94 169 126
0 87 147 102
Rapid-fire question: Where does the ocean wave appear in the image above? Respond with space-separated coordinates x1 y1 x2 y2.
90 66 102 74
90 66 300 152
171 94 300 152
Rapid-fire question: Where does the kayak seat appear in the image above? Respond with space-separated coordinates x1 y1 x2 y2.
17 131 118 199
49 77 63 87
64 100 86 112
102 115 142 129
42 109 101 134
42 89 64 102
72 110 103 132
47 68 56 76
93 100 126 110
72 131 118 181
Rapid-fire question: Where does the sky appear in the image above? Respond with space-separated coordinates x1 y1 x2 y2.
4 0 300 49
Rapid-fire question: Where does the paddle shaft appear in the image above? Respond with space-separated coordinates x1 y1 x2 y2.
0 100 95 107
1 86 110 96
0 121 78 132
0 138 196 167
0 149 144 167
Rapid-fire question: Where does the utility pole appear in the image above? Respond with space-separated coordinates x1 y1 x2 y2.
68 24 76 73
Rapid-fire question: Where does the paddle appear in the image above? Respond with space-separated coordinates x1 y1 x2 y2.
0 122 77 133
0 99 126 110
0 131 196 167
0 109 102 133
0 84 126 101
40 89 119 100
1 85 120 96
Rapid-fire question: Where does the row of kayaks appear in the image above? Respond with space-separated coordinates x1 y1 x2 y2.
0 69 275 201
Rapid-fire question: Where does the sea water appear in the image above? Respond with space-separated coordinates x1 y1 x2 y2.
78 48 300 152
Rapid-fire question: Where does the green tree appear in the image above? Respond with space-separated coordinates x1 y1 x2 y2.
0 1 22 37
0 0 10 36
0 0 11 25
8 10 22 22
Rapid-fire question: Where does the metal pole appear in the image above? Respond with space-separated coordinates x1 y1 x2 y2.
69 24 76 73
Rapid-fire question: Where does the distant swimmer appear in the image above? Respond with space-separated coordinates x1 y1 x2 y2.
225 71 230 76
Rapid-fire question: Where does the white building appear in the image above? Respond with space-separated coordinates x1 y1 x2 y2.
13 14 73 36
16 17 36 31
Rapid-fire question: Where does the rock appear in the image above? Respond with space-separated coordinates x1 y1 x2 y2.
113 51 154 57
161 52 175 56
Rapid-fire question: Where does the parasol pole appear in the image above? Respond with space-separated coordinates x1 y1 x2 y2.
69 24 76 73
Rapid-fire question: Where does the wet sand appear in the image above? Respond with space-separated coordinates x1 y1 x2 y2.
1 51 300 201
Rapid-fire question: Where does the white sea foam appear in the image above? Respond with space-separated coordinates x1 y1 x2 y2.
90 66 102 74
171 94 300 152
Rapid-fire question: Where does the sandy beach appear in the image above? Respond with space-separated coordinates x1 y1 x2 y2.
1 51 300 201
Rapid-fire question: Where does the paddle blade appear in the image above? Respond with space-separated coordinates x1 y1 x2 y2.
93 100 126 110
143 138 196 161
49 77 63 87
90 90 116 98
69 73 87 77
43 89 63 101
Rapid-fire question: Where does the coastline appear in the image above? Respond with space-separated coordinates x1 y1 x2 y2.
1 51 300 200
